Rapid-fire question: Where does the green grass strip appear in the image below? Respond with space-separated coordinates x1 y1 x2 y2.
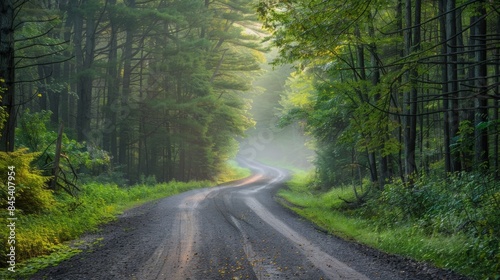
277 172 497 280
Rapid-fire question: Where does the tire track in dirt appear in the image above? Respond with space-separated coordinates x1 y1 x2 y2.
29 160 469 280
231 164 368 279
243 192 369 280
137 190 209 279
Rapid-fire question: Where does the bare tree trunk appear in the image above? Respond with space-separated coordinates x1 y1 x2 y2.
0 0 16 151
50 124 64 190
60 0 74 130
403 0 419 178
473 0 489 168
119 0 135 174
353 24 379 184
494 15 500 177
439 0 452 174
74 0 96 143
446 0 461 172
104 0 118 159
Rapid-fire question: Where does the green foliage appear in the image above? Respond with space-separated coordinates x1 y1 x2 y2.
0 81 6 137
16 110 112 188
450 120 475 170
0 148 53 214
79 167 128 186
16 109 51 152
279 68 390 188
11 0 262 185
216 160 251 184
0 245 80 280
280 171 500 279
361 173 500 278
264 0 500 277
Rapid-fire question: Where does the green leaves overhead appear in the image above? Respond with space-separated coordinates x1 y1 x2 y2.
9 0 263 183
268 0 500 188
259 0 376 64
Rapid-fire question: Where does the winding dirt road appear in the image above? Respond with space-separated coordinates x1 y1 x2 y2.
31 160 467 280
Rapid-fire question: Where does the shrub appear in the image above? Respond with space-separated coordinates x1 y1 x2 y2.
0 148 53 214
16 109 114 191
360 172 500 278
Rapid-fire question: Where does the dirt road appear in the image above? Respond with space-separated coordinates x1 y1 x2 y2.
31 160 467 280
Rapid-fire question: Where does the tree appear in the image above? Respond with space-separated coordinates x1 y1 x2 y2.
260 0 500 189
74 0 100 142
0 0 16 152
473 0 489 168
402 0 420 178
6 0 262 184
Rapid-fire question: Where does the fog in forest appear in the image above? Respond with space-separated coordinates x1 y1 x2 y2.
239 56 314 170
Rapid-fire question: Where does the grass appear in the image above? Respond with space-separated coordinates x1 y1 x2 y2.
216 159 251 184
277 171 500 280
0 180 210 279
0 160 249 279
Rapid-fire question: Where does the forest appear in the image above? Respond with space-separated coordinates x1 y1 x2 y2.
0 0 263 273
0 0 500 278
259 0 500 184
259 0 500 278
0 0 263 184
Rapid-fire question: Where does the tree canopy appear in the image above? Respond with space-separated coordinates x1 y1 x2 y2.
0 0 264 183
259 0 500 188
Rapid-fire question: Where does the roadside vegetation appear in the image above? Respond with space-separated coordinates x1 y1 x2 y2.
0 180 209 278
0 159 247 279
217 160 252 184
0 109 249 278
279 171 499 280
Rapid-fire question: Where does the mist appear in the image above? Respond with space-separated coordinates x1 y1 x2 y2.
239 54 314 170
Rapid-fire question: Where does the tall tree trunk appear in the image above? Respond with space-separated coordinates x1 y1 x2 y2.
368 14 389 187
446 0 461 172
119 0 135 173
439 0 452 174
354 25 378 184
494 15 500 177
60 0 74 130
104 0 118 160
0 0 16 151
75 0 96 143
403 0 419 178
50 62 61 125
473 0 489 168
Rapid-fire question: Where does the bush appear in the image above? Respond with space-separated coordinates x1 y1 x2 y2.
16 109 114 192
0 149 54 269
361 172 500 278
0 148 53 214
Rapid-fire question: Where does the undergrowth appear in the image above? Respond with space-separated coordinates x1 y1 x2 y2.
278 171 500 280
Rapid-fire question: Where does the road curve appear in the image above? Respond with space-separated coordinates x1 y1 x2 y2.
31 159 448 280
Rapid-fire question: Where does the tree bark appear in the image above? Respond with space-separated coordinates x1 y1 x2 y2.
0 0 16 151
119 0 135 173
494 15 500 177
473 0 489 168
403 0 419 178
446 0 461 172
75 0 96 143
439 0 452 174
104 0 118 160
